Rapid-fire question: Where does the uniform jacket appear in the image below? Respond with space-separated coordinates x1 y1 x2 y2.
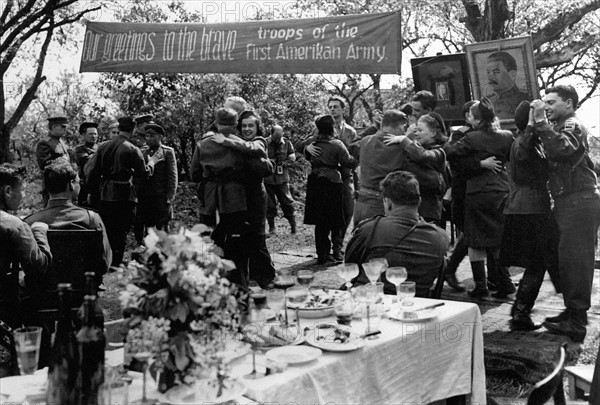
24 198 112 274
306 137 356 184
358 132 407 191
0 210 51 327
504 127 551 215
264 137 295 185
36 136 70 170
74 143 97 175
444 128 513 195
85 134 148 202
345 208 449 297
533 113 597 198
190 129 247 215
141 144 178 202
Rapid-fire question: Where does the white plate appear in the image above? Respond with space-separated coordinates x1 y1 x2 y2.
386 308 438 322
304 325 365 352
265 346 322 364
0 368 47 402
163 378 247 404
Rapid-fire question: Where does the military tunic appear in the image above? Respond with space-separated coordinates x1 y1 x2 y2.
74 143 98 206
36 136 70 170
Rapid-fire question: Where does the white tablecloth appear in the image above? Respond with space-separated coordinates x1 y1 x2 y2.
230 297 486 405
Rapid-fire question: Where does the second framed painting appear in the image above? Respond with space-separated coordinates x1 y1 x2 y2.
465 35 539 126
410 53 471 123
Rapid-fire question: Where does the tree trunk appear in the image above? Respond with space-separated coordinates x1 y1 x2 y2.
0 125 13 163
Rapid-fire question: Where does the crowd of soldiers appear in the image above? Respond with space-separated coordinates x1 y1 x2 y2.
1 83 598 348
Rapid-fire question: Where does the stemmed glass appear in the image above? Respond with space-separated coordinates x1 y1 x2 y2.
249 287 267 322
355 284 380 340
273 275 296 326
336 263 359 290
363 258 388 285
241 322 266 380
296 270 315 287
386 266 408 304
132 351 158 405
399 281 416 307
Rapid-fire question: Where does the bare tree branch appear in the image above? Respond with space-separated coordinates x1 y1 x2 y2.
535 35 599 68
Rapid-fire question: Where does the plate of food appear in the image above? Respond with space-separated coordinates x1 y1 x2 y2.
241 322 305 349
304 324 365 352
265 345 322 365
287 288 345 318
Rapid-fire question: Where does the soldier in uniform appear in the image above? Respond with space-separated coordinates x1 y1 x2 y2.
0 164 51 329
24 160 112 277
485 51 529 120
345 171 448 297
265 125 296 235
132 114 154 148
137 124 178 235
531 85 600 342
73 121 99 207
36 116 70 206
85 117 157 267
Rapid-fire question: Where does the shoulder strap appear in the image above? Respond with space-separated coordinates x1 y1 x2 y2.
391 221 419 250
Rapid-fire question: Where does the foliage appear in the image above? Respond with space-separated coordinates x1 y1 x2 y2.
111 226 243 388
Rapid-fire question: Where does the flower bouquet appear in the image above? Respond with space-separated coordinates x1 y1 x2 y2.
112 225 244 397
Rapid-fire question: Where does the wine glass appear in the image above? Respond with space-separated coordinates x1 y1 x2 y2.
273 275 296 326
363 258 388 285
336 263 359 289
386 267 408 304
249 287 267 322
132 351 158 405
241 322 266 380
266 288 285 323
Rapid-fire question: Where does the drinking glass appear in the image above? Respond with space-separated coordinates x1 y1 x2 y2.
266 288 285 323
386 266 408 304
241 322 266 380
336 263 359 289
250 287 267 321
132 351 158 405
363 284 380 340
273 275 296 326
399 281 416 306
296 270 315 286
363 258 388 285
98 380 129 405
14 326 42 375
334 292 355 326
287 285 308 307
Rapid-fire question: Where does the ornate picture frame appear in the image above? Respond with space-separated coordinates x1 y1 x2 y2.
465 36 539 126
410 53 472 123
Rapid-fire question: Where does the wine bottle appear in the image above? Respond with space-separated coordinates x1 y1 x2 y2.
47 283 80 405
75 272 104 330
76 295 105 405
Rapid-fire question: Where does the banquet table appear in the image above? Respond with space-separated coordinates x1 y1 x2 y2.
0 297 486 405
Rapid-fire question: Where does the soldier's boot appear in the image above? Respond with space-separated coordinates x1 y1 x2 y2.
286 216 297 235
467 261 489 299
545 309 570 324
543 309 587 343
510 274 542 331
267 217 276 236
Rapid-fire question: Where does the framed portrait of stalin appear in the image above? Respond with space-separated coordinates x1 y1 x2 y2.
465 36 539 127
411 53 472 123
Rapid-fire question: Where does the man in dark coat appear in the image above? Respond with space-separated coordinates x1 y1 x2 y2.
73 121 99 207
36 116 71 206
138 124 178 234
346 171 448 297
531 85 600 343
85 117 156 267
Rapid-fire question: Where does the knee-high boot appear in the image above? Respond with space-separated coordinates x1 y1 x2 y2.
468 261 489 298
510 263 545 330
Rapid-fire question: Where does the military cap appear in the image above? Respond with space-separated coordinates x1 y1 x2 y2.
514 100 531 131
118 116 136 132
78 121 98 134
47 116 69 125
215 108 238 126
145 123 165 136
134 114 155 124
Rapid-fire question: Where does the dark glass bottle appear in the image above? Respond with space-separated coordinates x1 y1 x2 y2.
47 283 80 405
75 272 104 330
76 295 105 405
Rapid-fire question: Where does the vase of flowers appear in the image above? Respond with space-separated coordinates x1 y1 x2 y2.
113 225 243 396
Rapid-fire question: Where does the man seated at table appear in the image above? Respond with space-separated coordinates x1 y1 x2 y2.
345 170 449 296
24 160 112 276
